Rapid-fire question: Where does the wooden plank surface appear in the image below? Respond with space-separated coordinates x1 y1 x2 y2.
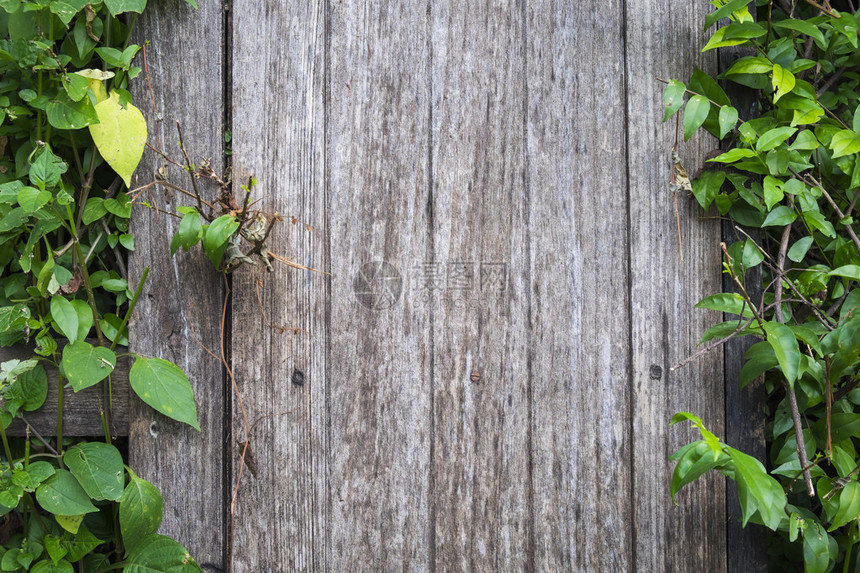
128 1 227 569
626 1 727 571
428 2 530 568
0 344 130 438
121 0 740 569
325 2 434 569
228 0 327 570
525 1 634 569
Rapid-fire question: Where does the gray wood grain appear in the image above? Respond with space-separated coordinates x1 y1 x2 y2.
525 1 633 569
626 1 727 571
325 1 434 569
128 1 227 569
121 0 743 569
228 0 327 570
428 2 530 568
0 344 130 437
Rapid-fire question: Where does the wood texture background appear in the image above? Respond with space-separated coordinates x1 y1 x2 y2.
128 0 749 570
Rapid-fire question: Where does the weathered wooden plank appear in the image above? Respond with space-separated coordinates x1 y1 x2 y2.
626 1 727 570
228 0 327 570
525 2 632 569
128 1 227 569
428 2 529 568
0 344 130 438
720 39 768 573
325 1 433 569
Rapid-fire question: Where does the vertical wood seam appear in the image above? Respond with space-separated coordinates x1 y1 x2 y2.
521 0 536 569
425 1 437 569
222 1 234 568
323 1 332 570
620 0 638 569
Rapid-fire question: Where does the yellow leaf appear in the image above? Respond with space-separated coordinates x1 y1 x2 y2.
89 91 147 187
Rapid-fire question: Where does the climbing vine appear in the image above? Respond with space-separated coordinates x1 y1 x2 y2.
667 0 860 570
0 0 260 569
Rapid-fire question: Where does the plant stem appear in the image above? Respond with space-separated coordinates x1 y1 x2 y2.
0 419 14 465
57 370 64 462
111 267 148 352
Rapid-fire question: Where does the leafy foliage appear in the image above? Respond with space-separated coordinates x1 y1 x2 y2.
667 1 860 570
0 0 201 569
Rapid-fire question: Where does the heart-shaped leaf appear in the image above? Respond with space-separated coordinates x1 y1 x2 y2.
64 442 124 502
61 341 116 391
36 469 98 516
129 356 199 430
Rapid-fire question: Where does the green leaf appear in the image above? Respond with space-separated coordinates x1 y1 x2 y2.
202 215 239 268
724 56 773 76
828 480 860 531
708 148 757 163
60 341 116 391
7 364 48 411
756 127 797 153
704 0 753 30
35 469 98 516
771 18 825 47
29 148 68 190
803 522 835 573
17 186 51 212
788 236 813 262
30 559 74 573
71 300 93 343
830 265 860 281
104 192 133 219
663 79 686 123
669 412 722 460
853 105 860 134
726 446 786 530
89 91 147 187
830 129 860 159
702 22 767 51
718 106 738 139
129 356 200 430
683 95 710 142
790 130 819 151
763 176 784 210
103 0 146 16
742 237 764 268
772 64 796 103
762 321 801 386
50 296 79 344
691 171 725 210
183 0 197 7
64 442 124 502
62 73 90 102
670 440 729 504
101 313 129 347
123 535 201 572
762 205 797 227
82 197 108 225
695 292 755 317
120 468 163 553
170 209 203 255
46 95 97 130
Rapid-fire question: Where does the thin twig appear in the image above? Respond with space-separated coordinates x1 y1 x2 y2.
175 122 205 215
671 316 758 371
785 380 816 496
774 224 793 323
795 169 860 254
